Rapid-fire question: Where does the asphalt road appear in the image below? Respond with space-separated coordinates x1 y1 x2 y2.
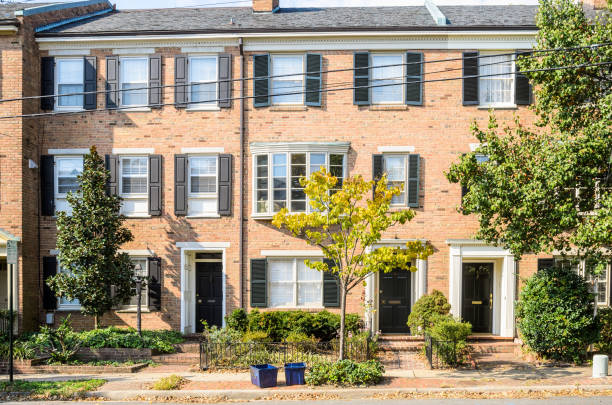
5 398 612 405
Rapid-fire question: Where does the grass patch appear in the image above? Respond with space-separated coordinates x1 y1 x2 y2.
151 374 187 390
0 379 105 399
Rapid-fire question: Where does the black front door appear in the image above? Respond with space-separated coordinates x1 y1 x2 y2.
195 262 223 332
379 268 411 333
461 263 493 333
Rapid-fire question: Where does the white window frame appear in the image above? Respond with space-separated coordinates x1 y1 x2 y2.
267 258 323 308
187 154 219 217
270 54 305 105
383 154 408 207
120 257 150 311
478 51 516 108
119 56 149 107
54 155 83 214
119 155 149 217
56 262 81 311
252 151 346 217
556 257 611 306
370 53 405 105
188 54 218 108
54 57 85 111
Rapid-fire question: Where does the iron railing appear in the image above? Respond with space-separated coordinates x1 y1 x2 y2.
0 316 12 336
200 339 371 370
424 334 465 369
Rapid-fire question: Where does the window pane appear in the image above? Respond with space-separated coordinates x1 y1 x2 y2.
479 53 514 105
256 155 269 213
269 260 293 282
191 177 216 193
273 154 287 212
189 57 216 82
191 82 216 104
190 157 217 193
270 284 294 307
298 283 321 307
309 153 325 175
59 266 80 306
58 84 84 107
372 55 403 104
291 153 306 212
297 260 320 281
121 58 148 82
127 259 148 307
121 83 148 106
57 158 83 194
385 156 405 181
121 157 148 194
271 55 303 104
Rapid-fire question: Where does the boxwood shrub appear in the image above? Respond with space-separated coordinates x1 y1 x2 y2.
305 359 384 386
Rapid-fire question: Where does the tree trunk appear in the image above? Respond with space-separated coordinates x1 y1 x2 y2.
94 314 99 329
338 287 347 361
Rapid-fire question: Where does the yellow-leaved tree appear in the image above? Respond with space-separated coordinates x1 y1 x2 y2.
272 169 432 360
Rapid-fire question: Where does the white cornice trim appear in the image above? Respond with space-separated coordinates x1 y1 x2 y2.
48 148 89 155
0 26 19 33
250 142 350 154
112 148 155 155
181 147 224 154
49 49 90 56
378 146 415 153
446 239 491 246
113 47 156 55
181 46 226 53
261 250 324 257
176 241 231 249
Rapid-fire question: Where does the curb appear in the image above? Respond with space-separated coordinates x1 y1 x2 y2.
88 384 612 401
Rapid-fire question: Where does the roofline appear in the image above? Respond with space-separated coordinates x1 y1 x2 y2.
14 0 112 17
36 25 538 38
36 7 113 33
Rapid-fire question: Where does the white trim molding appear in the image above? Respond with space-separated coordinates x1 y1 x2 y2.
48 49 90 56
48 148 90 155
250 142 350 155
181 46 226 53
112 47 155 55
176 241 230 249
261 250 324 257
112 148 155 155
181 147 225 154
378 146 415 153
119 249 155 256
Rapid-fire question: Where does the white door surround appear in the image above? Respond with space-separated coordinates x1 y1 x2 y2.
447 239 516 338
365 239 428 334
178 241 230 334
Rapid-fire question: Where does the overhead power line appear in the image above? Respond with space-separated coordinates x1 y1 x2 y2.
0 43 608 105
1 59 610 120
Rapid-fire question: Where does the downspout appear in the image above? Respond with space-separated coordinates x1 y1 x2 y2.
239 37 245 309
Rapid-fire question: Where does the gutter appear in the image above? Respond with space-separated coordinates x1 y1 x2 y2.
238 37 245 309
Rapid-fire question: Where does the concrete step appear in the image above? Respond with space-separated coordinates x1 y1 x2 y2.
379 335 423 342
378 341 423 352
469 342 519 354
174 342 201 353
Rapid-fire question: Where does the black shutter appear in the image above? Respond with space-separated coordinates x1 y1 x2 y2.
105 155 119 196
83 56 97 110
148 155 162 216
106 56 119 108
305 53 322 107
463 51 479 106
354 52 370 105
218 154 232 216
218 53 232 108
372 154 383 199
43 256 57 310
250 258 267 308
537 258 555 272
407 154 420 208
253 54 270 107
405 52 423 105
149 54 162 108
174 55 188 107
41 57 54 110
148 257 162 311
174 154 188 216
41 155 55 216
323 258 340 308
515 51 533 106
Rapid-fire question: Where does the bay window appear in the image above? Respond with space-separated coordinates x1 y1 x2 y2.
268 258 323 308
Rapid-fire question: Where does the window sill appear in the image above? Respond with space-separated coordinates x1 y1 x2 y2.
186 105 221 112
122 214 152 219
117 308 151 313
54 107 84 113
186 214 221 218
478 104 518 110
269 105 308 112
119 107 152 112
369 105 409 111
252 213 274 220
56 306 82 311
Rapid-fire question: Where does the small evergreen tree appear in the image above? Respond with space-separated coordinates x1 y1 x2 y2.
47 146 135 328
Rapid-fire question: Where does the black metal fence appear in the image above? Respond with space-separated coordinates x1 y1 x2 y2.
0 316 12 336
200 340 371 370
424 334 465 369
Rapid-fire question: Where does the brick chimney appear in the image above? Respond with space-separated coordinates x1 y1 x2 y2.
583 0 608 10
253 0 279 13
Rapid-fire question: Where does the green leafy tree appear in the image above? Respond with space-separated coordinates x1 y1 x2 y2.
447 0 612 274
272 169 432 359
47 147 135 328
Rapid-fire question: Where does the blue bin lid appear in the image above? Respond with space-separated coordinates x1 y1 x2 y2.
251 364 278 370
284 362 306 368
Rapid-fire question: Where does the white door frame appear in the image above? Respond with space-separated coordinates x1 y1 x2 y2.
447 239 516 337
178 241 230 334
365 239 428 334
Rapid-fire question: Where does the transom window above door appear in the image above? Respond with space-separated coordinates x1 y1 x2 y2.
251 143 349 217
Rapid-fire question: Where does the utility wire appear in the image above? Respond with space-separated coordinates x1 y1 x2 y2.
2 60 610 120
0 43 608 104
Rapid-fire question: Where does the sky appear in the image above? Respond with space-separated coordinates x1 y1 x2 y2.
21 0 540 9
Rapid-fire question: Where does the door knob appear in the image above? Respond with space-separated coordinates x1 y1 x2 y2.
197 299 202 304
489 293 493 309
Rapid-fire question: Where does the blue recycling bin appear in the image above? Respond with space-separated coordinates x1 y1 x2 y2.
284 362 306 385
250 364 278 388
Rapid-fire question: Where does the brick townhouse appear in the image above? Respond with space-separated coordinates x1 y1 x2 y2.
0 0 608 336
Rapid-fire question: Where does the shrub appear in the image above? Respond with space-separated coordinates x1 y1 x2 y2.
596 307 612 354
151 375 187 390
225 308 248 333
241 331 271 343
516 265 599 363
35 316 82 364
426 316 472 366
0 339 37 360
305 359 384 386
203 325 243 344
285 331 317 344
78 327 183 353
407 290 451 335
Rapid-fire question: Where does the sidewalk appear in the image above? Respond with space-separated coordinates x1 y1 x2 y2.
7 365 612 401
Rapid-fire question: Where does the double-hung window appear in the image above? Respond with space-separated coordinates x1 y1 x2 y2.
479 52 515 107
119 156 149 216
371 54 404 104
57 263 80 310
189 56 217 106
557 257 610 306
188 155 218 216
254 150 346 215
268 258 323 308
120 57 148 107
54 156 83 214
122 257 149 309
271 55 304 105
55 58 84 109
